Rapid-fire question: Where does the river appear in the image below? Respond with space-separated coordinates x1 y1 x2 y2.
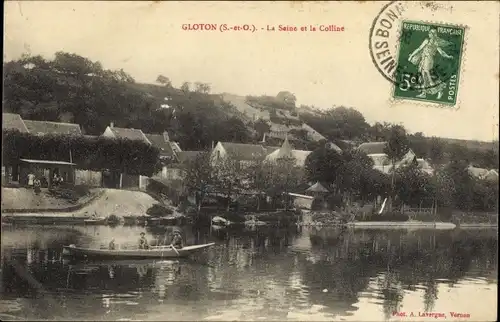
0 224 497 321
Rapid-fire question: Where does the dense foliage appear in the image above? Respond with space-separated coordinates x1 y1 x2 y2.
181 153 306 212
2 129 161 176
3 52 251 150
304 128 498 213
3 51 498 214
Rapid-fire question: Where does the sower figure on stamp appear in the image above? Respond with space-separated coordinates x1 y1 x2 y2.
408 28 454 99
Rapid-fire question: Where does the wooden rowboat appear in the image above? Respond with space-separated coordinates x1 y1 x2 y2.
63 243 215 259
84 217 107 225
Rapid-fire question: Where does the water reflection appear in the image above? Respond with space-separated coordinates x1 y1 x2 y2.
1 224 497 321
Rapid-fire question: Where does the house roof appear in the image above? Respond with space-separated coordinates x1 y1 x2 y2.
220 142 268 161
265 148 312 167
275 136 293 159
291 150 313 166
144 133 176 158
107 127 150 143
24 120 82 136
468 166 490 179
263 146 281 154
357 141 387 155
177 151 204 163
20 159 76 166
416 158 432 168
326 142 343 153
2 113 29 133
306 181 329 193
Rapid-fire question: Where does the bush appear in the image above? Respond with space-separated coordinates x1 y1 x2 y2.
146 204 174 217
3 129 161 176
107 214 121 225
47 184 91 203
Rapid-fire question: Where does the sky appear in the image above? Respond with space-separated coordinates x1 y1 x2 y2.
4 1 499 141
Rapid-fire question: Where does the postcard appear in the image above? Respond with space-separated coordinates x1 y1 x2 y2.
2 1 498 321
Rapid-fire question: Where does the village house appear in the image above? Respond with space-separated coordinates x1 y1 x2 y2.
154 150 205 182
264 136 312 167
23 120 83 136
357 141 433 174
2 113 29 133
100 123 152 189
2 115 85 187
143 131 186 181
211 141 272 167
467 166 499 182
102 122 150 143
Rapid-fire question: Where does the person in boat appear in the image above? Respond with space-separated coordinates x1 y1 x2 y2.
109 238 116 250
170 230 183 249
138 232 149 249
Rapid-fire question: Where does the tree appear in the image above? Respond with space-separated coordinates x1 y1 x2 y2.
212 158 242 211
337 149 375 206
263 156 304 210
383 124 410 211
442 160 474 211
433 167 456 209
408 132 428 158
156 75 172 87
289 128 309 141
305 146 344 190
253 118 271 140
428 137 445 166
369 122 393 141
276 91 297 110
194 82 211 94
2 129 161 176
299 106 370 141
180 82 190 93
215 117 251 143
394 163 435 208
183 152 213 213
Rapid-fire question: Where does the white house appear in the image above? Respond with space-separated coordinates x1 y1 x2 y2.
211 141 271 167
467 166 499 182
356 141 430 174
264 136 312 167
102 122 151 144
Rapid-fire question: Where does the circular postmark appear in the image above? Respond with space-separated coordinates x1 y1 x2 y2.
369 1 459 93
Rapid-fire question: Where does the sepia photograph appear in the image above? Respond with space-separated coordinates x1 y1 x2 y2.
1 1 498 321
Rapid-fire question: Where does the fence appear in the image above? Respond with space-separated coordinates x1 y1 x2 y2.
75 170 102 187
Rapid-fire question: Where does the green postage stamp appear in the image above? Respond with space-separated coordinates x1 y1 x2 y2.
393 21 465 106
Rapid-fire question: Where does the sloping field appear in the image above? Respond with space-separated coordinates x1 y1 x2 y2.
76 189 158 217
2 188 159 217
221 93 270 121
1 187 90 211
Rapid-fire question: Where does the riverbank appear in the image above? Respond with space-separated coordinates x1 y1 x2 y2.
295 210 498 230
1 188 159 224
1 187 103 213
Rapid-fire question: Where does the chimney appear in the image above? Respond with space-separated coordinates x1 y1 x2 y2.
163 131 170 142
211 141 215 149
110 122 114 128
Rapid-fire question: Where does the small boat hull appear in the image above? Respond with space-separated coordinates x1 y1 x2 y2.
63 243 215 259
345 221 456 230
84 218 107 225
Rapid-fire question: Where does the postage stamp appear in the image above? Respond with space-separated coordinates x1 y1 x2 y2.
369 1 467 108
392 21 465 105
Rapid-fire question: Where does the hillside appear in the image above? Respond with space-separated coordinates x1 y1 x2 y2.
2 52 498 169
438 138 498 152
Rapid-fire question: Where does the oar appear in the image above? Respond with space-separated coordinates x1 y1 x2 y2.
170 244 180 256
